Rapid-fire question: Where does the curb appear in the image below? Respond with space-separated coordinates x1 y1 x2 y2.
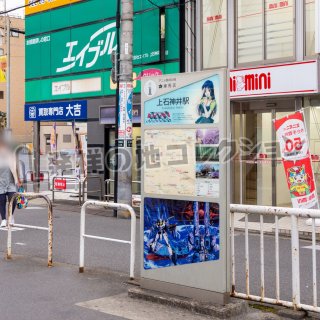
128 287 248 319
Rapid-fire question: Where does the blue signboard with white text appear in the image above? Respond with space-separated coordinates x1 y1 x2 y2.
24 100 87 121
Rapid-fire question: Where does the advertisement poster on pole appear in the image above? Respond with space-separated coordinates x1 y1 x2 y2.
118 83 127 140
274 111 319 209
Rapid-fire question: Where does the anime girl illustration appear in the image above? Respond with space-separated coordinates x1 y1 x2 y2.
195 80 217 124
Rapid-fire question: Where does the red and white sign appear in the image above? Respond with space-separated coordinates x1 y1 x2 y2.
230 60 318 99
274 111 319 209
54 179 67 190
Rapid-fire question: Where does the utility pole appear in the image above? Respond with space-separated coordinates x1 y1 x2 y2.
3 0 10 136
116 0 133 218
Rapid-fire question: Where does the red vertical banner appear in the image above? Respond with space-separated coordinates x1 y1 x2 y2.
274 111 319 209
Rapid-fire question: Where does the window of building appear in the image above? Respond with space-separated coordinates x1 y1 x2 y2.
305 0 316 57
10 30 19 38
202 0 227 69
63 134 72 143
237 0 295 65
160 8 166 61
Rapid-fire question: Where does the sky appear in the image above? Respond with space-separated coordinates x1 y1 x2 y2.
4 0 25 17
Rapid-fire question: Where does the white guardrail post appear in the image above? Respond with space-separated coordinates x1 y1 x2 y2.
79 200 136 279
7 193 53 267
230 204 320 314
291 214 301 309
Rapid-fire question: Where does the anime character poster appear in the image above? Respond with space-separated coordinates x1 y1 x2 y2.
144 198 220 270
274 111 319 209
144 76 220 125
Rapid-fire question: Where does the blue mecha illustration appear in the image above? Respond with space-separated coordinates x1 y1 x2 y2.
144 198 220 270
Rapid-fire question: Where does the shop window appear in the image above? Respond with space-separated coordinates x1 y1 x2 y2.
305 0 316 57
237 0 295 65
202 0 227 68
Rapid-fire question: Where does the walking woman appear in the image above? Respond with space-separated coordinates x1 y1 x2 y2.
0 136 20 227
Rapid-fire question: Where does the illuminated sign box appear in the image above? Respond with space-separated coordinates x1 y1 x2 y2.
25 0 83 16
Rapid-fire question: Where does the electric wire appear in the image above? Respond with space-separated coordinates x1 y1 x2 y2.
0 0 42 15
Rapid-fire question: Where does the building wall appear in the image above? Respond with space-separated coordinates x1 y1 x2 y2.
199 0 316 69
0 17 31 142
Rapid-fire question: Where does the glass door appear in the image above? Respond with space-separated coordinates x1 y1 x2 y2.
232 100 295 207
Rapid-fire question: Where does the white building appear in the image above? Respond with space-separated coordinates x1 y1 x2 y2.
194 1 320 206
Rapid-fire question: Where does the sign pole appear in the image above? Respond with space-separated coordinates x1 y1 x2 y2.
114 0 121 217
33 121 40 193
117 0 133 218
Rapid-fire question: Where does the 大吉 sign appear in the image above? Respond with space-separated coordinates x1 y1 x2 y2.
25 100 87 121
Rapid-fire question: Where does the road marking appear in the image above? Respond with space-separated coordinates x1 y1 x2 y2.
302 245 320 250
0 227 25 232
24 207 45 210
15 242 26 246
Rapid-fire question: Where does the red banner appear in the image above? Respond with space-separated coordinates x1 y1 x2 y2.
274 111 319 209
54 179 67 190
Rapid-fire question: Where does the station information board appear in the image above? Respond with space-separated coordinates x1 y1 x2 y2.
141 70 230 303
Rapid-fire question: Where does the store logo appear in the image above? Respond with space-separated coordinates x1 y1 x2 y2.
230 72 271 93
56 22 117 73
144 80 157 97
28 106 37 119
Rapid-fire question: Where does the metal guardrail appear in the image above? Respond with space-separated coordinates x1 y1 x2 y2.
62 168 76 176
79 200 136 279
7 193 53 267
105 179 141 202
52 175 103 206
52 176 82 206
230 204 320 313
26 170 50 190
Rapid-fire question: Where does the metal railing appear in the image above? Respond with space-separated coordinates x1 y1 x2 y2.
26 170 50 191
79 200 136 279
7 193 53 267
52 176 82 206
62 168 76 176
230 204 320 313
105 179 141 204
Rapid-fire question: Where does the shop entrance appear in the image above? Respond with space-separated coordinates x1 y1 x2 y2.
232 99 296 207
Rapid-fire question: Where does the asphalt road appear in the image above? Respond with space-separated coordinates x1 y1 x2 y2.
0 202 318 317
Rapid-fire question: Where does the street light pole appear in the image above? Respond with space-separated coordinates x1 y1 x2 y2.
116 0 133 218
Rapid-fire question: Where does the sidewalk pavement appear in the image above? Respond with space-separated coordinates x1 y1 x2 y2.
0 199 293 319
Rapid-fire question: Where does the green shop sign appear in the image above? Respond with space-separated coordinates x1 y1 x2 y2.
25 62 180 103
26 9 179 79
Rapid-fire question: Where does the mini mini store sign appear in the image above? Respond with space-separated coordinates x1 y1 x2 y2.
230 60 319 99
